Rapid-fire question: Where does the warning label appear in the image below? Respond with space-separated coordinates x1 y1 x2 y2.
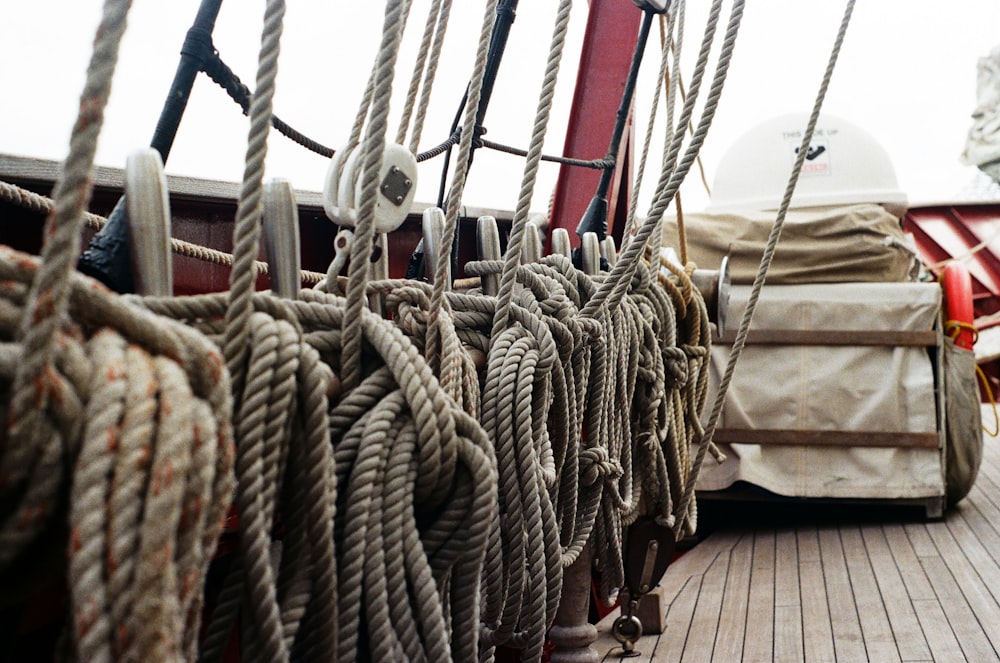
783 127 836 177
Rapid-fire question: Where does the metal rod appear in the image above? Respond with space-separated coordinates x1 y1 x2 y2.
576 9 654 241
77 0 225 293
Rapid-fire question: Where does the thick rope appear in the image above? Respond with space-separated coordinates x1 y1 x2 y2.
581 0 744 321
0 180 327 285
341 0 408 391
425 0 499 372
0 0 131 564
489 0 574 340
223 0 286 400
396 0 453 152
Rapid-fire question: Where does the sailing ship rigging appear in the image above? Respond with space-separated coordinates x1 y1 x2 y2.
0 0 995 661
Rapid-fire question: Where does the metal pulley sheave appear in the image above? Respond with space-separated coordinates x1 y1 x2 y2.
323 142 419 233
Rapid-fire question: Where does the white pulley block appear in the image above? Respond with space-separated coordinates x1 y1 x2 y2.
322 145 354 226
336 147 362 215
322 142 418 234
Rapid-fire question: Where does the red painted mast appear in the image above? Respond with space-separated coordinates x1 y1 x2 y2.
547 0 641 251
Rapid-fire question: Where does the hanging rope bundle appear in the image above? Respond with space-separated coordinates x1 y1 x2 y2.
0 3 235 662
0 1 770 662
138 287 498 662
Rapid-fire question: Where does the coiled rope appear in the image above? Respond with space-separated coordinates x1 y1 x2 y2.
0 3 235 662
0 1 851 661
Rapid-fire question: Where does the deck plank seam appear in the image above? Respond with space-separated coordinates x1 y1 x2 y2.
843 525 903 663
926 517 1000 660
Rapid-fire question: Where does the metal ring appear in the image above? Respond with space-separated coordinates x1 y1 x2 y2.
611 613 644 648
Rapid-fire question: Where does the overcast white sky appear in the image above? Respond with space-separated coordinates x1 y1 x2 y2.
2 1 999 216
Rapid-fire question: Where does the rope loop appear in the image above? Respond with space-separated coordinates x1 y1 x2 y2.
579 446 623 487
662 346 689 389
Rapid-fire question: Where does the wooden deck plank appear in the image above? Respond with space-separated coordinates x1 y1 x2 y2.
818 528 867 662
955 497 1000 604
658 531 744 604
964 485 1000 553
774 529 800 608
774 604 804 663
681 551 731 663
657 574 703 662
912 598 966 662
741 529 775 662
710 534 753 661
840 526 902 662
903 522 938 558
797 525 821 563
970 468 1000 525
920 547 1000 661
773 529 804 662
883 525 936 601
939 507 1000 653
859 524 932 662
591 409 1000 662
798 560 836 663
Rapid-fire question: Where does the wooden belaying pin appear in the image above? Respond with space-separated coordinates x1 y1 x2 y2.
262 178 301 300
477 216 501 296
601 235 618 268
581 231 601 277
550 227 572 258
521 220 543 264
124 148 173 297
422 207 447 286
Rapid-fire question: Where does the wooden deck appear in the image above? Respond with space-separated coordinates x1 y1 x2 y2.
595 408 1000 662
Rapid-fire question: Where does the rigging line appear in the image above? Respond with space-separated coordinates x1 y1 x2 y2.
404 0 519 282
0 180 327 284
625 1 680 242
477 138 613 169
664 15 711 197
675 0 859 537
202 52 334 158
426 0 502 368
204 46 621 172
580 0 733 321
223 0 287 406
396 0 452 151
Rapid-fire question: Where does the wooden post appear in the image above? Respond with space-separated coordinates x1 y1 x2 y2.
548 545 599 663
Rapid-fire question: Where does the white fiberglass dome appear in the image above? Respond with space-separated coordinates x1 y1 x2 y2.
706 113 908 217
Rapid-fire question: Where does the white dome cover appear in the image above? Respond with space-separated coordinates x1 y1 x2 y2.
706 113 908 216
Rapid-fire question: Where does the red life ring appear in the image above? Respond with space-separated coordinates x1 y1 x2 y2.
941 261 976 350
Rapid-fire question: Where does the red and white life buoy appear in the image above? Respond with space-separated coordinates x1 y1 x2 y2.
941 261 976 350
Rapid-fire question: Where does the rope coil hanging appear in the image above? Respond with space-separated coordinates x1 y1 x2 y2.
0 2 235 662
0 0 832 660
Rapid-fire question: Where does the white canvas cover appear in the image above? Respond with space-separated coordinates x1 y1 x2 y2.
696 283 945 500
659 204 917 284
